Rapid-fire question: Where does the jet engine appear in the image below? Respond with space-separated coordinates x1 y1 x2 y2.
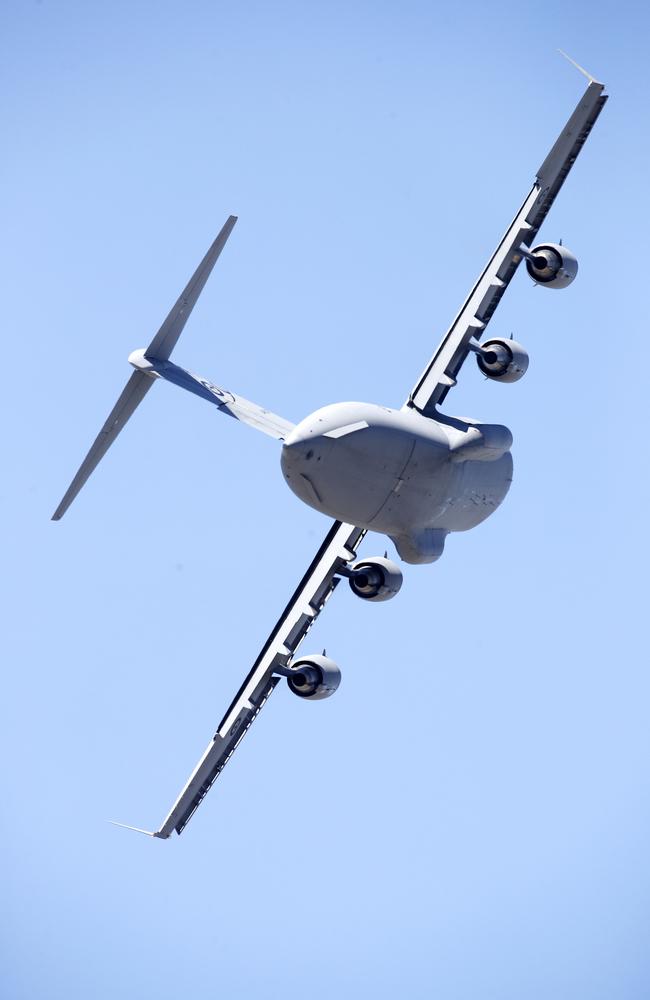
525 242 578 288
476 338 529 383
348 556 403 602
286 654 341 700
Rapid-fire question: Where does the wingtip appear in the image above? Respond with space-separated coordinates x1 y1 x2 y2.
109 820 166 838
558 48 603 87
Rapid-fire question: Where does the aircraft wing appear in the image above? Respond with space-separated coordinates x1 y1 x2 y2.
407 71 607 415
121 519 365 838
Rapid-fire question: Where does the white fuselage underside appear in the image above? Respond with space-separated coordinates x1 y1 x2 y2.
281 402 513 564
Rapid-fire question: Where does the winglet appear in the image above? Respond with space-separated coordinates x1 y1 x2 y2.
109 820 167 839
558 49 602 86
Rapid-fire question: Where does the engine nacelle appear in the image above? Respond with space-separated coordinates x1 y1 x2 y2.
348 556 403 602
286 654 341 700
476 338 529 383
525 242 578 289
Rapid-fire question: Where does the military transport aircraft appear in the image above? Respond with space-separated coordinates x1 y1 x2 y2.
53 56 607 838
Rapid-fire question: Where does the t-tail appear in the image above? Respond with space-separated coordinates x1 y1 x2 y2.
52 216 294 521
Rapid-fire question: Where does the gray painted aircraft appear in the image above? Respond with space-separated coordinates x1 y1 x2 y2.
54 56 607 838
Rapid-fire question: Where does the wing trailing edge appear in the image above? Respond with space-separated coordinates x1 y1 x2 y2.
124 520 366 839
407 71 607 415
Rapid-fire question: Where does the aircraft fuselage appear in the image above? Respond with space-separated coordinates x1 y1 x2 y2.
281 402 513 564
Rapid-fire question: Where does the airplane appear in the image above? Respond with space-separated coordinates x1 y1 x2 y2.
53 55 607 839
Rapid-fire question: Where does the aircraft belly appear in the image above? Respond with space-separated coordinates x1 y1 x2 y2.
281 403 512 545
309 429 415 525
384 450 514 563
366 435 453 535
436 452 514 531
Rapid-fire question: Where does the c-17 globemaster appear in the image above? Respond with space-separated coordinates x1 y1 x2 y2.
53 55 607 839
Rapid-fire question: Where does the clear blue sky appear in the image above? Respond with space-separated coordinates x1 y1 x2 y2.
3 1 649 997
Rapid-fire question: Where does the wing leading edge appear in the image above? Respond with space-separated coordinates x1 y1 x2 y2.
407 75 607 415
123 520 365 839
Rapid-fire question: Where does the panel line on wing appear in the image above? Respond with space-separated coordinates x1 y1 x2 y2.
147 520 366 838
407 77 605 414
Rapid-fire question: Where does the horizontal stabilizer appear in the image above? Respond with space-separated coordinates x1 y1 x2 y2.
52 216 238 519
146 215 237 362
52 372 154 520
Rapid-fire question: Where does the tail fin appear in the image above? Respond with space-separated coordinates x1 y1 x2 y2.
52 216 237 520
